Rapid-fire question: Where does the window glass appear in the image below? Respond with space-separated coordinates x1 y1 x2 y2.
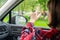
3 14 9 23
11 0 49 28
0 0 8 8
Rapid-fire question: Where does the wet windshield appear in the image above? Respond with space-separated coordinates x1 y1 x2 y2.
0 0 8 16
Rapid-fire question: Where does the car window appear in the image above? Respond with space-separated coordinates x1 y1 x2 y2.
3 14 9 23
3 0 49 28
0 0 8 23
11 0 49 28
0 0 8 8
0 0 8 16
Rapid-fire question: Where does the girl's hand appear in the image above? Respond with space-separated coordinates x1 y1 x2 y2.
30 12 41 23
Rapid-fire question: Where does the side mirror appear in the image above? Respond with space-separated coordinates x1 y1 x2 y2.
15 16 27 26
11 12 27 25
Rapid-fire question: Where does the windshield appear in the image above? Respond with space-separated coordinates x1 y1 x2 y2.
11 0 49 28
2 0 49 28
0 0 8 16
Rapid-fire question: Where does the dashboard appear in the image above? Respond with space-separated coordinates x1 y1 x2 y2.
0 26 6 32
0 21 25 39
0 21 9 39
10 25 25 36
0 21 50 39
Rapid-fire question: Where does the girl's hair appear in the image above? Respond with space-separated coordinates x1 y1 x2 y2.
47 0 60 28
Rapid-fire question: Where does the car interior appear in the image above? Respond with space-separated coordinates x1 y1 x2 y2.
0 0 50 40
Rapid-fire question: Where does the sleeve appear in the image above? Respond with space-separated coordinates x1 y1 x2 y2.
24 33 33 40
20 22 33 40
26 22 34 32
20 29 30 40
26 22 33 28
